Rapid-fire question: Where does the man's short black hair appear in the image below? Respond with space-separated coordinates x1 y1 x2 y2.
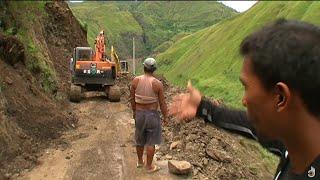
240 18 320 117
144 66 156 73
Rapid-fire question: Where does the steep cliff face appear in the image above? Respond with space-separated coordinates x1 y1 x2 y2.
44 1 88 93
0 1 87 176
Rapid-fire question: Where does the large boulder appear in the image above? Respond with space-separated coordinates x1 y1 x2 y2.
168 160 192 175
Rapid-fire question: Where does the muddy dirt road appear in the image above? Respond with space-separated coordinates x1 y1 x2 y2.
18 93 185 180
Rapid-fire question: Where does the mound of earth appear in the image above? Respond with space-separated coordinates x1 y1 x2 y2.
157 76 279 179
0 1 87 177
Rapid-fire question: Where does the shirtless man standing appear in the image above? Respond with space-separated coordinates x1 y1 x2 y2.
130 58 168 173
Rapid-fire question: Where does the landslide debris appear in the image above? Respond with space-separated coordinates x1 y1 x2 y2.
155 76 279 179
44 1 88 93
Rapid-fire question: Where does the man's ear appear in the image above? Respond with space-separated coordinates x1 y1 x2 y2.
274 82 291 112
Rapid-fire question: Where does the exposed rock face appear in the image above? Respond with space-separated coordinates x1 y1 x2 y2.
44 1 89 93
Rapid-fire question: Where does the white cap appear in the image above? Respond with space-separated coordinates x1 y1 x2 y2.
143 58 157 69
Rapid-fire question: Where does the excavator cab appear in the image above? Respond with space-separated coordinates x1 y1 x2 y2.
76 47 93 61
120 60 129 75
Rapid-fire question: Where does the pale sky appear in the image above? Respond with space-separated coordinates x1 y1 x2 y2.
220 1 257 12
69 1 258 13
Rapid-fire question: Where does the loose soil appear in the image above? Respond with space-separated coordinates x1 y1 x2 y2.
17 91 182 180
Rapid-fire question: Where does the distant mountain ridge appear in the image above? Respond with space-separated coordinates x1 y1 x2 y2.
69 1 237 58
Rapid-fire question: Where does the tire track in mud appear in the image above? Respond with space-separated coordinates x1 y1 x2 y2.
15 96 129 180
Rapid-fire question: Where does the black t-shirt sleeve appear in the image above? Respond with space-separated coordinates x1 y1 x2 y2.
196 97 285 156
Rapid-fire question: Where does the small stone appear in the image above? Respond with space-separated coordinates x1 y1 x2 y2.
65 156 71 159
206 148 232 163
165 154 173 160
194 169 199 175
120 144 126 147
5 77 13 85
173 136 180 141
94 126 97 130
192 161 203 169
203 158 208 166
168 160 192 175
186 136 190 141
4 173 11 178
170 141 181 150
129 119 135 125
187 134 197 141
185 142 194 151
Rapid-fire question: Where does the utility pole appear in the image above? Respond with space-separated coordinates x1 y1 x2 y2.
132 37 135 75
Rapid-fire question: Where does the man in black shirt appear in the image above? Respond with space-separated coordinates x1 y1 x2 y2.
170 19 320 179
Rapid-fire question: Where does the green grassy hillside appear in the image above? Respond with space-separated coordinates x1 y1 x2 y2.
69 2 145 59
157 1 320 108
4 1 58 93
69 1 237 59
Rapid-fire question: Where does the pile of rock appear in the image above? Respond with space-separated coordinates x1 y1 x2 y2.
158 116 272 179
151 75 276 179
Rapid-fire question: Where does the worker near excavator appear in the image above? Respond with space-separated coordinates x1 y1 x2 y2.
94 30 105 61
130 58 168 173
170 19 320 179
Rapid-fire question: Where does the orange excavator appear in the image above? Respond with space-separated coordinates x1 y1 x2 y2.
69 30 124 102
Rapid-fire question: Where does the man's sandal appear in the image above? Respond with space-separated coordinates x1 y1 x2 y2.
146 165 161 173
